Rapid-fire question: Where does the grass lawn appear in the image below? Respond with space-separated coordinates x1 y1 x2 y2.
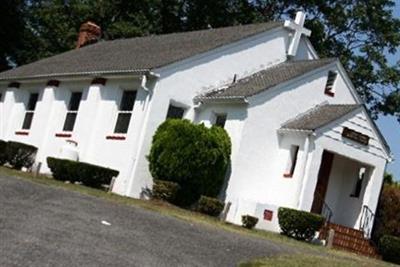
240 252 396 267
1 166 396 267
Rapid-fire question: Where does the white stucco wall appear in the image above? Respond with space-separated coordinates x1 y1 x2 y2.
223 62 361 230
323 154 372 229
125 28 317 197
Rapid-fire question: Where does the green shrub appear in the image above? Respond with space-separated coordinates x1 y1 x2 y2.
0 140 7 165
6 141 37 170
379 235 400 264
47 157 119 189
148 119 231 206
373 184 400 243
152 180 180 203
47 157 77 181
196 196 224 217
242 215 259 229
278 207 325 241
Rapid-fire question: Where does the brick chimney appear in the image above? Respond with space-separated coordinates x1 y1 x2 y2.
76 21 101 48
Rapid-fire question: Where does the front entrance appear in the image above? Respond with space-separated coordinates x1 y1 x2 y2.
311 150 334 214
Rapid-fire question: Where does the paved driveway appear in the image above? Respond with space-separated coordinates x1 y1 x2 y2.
0 174 291 267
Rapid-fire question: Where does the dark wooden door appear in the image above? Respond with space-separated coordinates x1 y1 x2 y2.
311 151 334 214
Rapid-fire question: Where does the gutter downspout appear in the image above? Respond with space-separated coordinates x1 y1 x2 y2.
125 74 157 197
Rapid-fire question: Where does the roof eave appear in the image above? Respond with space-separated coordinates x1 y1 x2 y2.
194 96 248 105
278 128 314 134
0 69 156 83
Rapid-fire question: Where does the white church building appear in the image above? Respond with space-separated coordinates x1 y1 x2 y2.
0 13 392 235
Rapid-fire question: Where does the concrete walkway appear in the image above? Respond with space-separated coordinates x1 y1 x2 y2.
0 175 291 267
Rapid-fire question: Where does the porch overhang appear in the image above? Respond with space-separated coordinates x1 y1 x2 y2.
279 103 392 162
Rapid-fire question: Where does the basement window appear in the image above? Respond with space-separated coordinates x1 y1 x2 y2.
214 114 227 128
325 71 337 97
166 104 185 119
22 93 39 130
283 145 299 178
351 167 366 198
114 90 137 134
63 92 82 132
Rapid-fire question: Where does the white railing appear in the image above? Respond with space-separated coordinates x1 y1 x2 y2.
359 205 375 238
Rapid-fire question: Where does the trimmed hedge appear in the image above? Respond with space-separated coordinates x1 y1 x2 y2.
152 180 180 203
242 215 259 229
196 196 224 217
0 140 7 165
148 119 231 206
6 141 37 170
379 235 400 264
47 157 119 189
278 207 325 241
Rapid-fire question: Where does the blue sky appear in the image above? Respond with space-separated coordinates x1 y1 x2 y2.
375 1 400 180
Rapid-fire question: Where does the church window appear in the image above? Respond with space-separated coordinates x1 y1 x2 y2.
214 114 227 128
351 167 366 198
325 71 337 97
114 90 137 134
63 92 82 132
22 93 39 130
166 104 185 119
283 145 299 178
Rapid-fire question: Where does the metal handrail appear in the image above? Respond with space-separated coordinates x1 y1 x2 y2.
359 205 375 238
313 192 334 224
322 201 333 224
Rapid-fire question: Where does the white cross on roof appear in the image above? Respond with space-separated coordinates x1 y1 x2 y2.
284 11 312 57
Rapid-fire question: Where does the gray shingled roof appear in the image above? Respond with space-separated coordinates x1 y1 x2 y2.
0 22 282 81
199 58 336 99
281 104 361 131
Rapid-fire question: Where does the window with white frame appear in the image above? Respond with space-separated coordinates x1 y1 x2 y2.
63 92 82 132
114 90 137 134
325 71 337 96
166 104 185 119
283 145 299 177
22 93 39 130
350 167 366 198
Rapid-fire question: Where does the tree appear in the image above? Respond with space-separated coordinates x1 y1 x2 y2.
248 0 400 119
373 183 400 241
0 0 26 71
148 119 231 206
2 1 400 120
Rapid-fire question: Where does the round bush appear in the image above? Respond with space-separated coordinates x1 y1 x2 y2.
6 141 37 170
379 235 400 264
148 119 231 206
278 207 325 241
196 196 224 217
152 180 180 203
0 140 7 165
242 215 259 229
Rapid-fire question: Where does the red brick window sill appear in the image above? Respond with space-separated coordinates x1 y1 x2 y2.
15 131 29 136
106 135 126 140
55 133 72 138
324 90 335 97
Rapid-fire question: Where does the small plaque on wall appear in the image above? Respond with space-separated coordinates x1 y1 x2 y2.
263 209 273 221
342 127 369 146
